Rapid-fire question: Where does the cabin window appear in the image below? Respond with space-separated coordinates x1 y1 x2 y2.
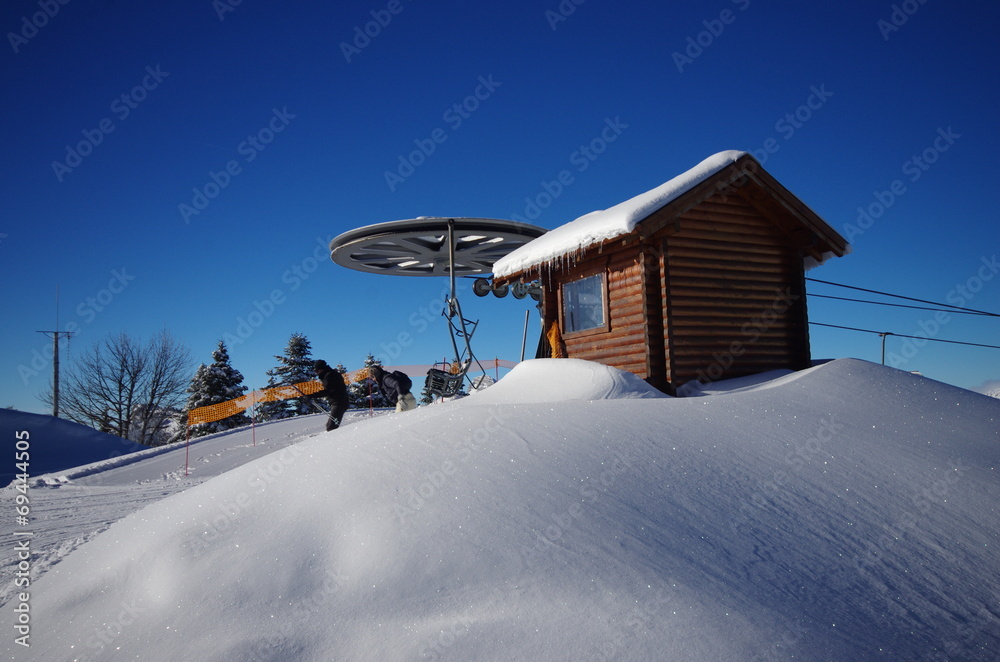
561 272 608 334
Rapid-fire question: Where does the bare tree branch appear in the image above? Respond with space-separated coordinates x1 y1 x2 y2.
45 331 193 445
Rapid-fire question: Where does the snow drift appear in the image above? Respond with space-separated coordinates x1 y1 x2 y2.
3 359 998 661
0 410 143 487
461 357 667 404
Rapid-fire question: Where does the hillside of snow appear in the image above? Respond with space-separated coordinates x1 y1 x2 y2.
0 410 145 487
3 359 998 661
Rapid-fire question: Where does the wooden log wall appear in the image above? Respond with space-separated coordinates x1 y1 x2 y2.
561 249 651 379
542 190 813 392
661 193 810 385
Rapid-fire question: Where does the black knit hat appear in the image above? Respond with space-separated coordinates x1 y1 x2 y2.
314 360 329 371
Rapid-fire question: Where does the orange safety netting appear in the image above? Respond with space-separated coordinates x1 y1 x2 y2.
187 379 325 426
186 360 519 427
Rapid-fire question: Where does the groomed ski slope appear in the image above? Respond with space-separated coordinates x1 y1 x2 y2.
2 358 998 661
0 410 383 611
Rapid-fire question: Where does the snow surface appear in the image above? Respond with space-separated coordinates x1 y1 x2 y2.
2 358 999 661
0 410 145 487
460 358 667 404
492 150 747 278
0 410 385 610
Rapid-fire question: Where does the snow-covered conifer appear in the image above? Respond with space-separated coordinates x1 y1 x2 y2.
184 340 250 437
348 354 391 409
259 333 315 420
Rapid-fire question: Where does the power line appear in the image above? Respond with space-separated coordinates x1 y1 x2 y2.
810 322 1000 350
808 293 993 316
806 277 1000 318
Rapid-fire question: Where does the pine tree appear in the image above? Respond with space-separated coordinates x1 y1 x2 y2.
184 340 250 437
347 354 391 409
259 333 315 420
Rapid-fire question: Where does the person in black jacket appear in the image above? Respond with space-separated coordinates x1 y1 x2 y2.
370 365 416 412
312 360 350 431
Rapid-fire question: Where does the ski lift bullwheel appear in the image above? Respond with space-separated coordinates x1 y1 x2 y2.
328 217 546 397
329 217 545 277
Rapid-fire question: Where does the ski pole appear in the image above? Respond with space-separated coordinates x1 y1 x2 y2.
287 383 329 414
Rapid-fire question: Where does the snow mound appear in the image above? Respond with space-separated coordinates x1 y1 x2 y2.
464 358 669 404
677 367 797 396
3 359 998 660
0 409 144 486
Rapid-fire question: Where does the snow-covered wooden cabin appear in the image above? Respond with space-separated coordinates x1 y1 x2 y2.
492 151 850 394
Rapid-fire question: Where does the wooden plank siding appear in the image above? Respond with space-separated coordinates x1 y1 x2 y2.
498 153 846 394
543 191 813 391
659 193 810 386
560 250 652 379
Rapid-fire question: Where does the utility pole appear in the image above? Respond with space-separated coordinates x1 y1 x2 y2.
36 330 74 417
37 286 74 417
878 332 891 365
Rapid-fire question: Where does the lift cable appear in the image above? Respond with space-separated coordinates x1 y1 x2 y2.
809 322 1000 350
805 277 1000 318
807 293 994 317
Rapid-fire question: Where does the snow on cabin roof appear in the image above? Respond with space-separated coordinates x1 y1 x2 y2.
492 150 748 279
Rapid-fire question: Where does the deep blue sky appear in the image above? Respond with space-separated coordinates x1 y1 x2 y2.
3 0 998 414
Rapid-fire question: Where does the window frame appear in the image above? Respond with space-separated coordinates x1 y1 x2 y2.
559 268 610 338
